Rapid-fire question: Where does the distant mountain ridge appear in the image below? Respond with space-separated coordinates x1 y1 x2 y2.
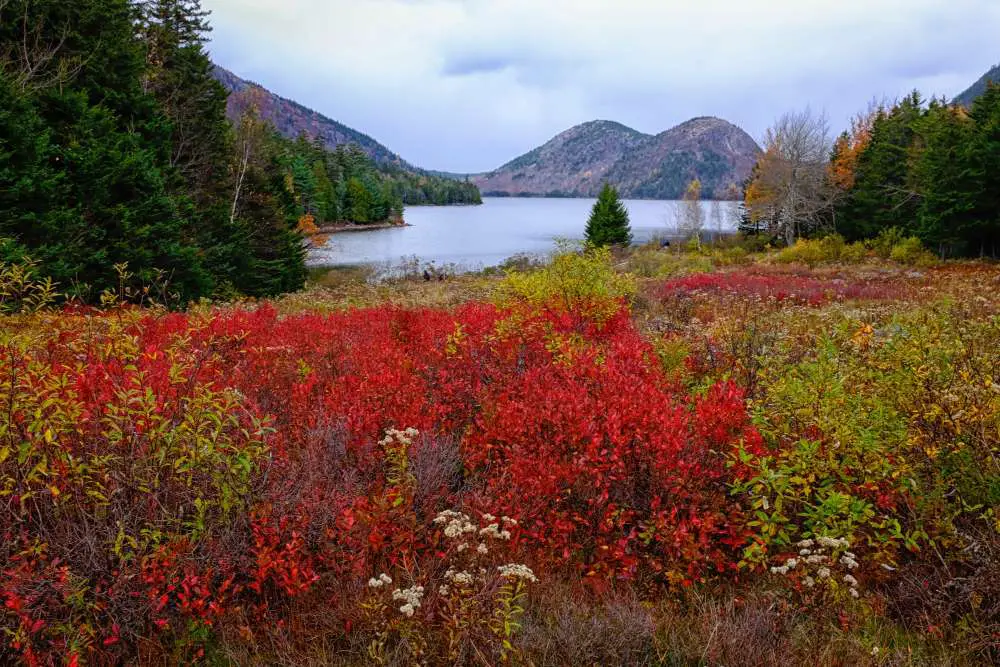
474 117 761 200
211 65 415 170
954 63 1000 107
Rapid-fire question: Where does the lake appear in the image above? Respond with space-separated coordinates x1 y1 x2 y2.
307 197 740 270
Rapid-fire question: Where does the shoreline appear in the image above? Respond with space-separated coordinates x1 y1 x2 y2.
314 221 411 235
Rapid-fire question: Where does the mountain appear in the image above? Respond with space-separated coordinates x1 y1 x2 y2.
954 63 1000 107
211 65 481 205
474 117 760 199
211 65 414 169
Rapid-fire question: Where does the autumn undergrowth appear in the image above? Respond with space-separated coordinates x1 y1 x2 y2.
1 245 998 665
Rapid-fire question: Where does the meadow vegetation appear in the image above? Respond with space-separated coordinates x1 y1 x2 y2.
1 239 997 666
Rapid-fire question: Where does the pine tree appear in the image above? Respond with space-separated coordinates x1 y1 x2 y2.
585 183 632 247
0 0 211 301
967 84 1000 256
138 0 228 193
910 100 977 256
837 92 924 241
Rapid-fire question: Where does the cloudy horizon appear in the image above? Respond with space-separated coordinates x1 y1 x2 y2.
203 0 1000 173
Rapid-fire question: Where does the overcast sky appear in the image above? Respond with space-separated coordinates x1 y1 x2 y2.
203 0 1000 173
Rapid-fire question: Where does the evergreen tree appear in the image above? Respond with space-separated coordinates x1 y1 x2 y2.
0 0 211 301
346 177 372 223
837 92 924 241
585 183 632 247
225 105 306 297
138 0 229 198
967 84 1000 256
910 100 978 256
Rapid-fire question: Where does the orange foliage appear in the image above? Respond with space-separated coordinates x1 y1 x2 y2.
296 214 329 247
744 147 784 222
828 107 879 192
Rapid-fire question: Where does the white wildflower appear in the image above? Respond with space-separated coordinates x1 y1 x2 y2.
438 585 450 596
447 570 474 586
497 563 537 582
477 542 489 555
482 513 496 523
439 511 478 539
784 558 798 569
843 574 858 587
433 510 461 525
368 573 392 588
817 536 850 549
799 548 813 556
392 585 424 611
849 588 860 599
796 539 815 549
501 516 518 527
805 554 827 564
457 542 468 552
817 567 831 579
871 646 879 656
803 576 815 588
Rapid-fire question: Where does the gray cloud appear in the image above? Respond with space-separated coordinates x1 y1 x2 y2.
442 54 512 77
203 0 1000 173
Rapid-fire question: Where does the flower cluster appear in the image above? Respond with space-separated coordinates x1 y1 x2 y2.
391 585 425 617
368 573 393 589
479 521 514 541
771 537 863 599
497 563 537 583
434 510 478 540
379 427 420 448
435 510 519 553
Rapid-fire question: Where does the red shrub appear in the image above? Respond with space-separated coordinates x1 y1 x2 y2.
1 298 762 662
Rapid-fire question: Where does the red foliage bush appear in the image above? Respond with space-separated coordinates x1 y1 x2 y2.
1 299 762 662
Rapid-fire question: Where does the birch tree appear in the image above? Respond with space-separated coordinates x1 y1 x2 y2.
745 108 833 244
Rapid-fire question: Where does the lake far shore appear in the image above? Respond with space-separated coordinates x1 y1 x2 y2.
314 220 411 235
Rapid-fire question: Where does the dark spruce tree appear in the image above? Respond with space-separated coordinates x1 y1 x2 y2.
836 92 924 242
967 84 1000 256
0 0 211 301
585 183 632 246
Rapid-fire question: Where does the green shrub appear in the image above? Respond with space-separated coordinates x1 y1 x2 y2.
871 228 908 259
497 245 636 323
774 235 872 267
711 246 751 266
840 241 870 263
889 237 936 266
774 239 827 267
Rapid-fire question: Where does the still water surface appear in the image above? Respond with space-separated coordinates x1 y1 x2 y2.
308 197 738 269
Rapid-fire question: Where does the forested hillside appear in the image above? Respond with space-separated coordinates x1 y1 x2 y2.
214 66 482 207
954 63 1000 107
